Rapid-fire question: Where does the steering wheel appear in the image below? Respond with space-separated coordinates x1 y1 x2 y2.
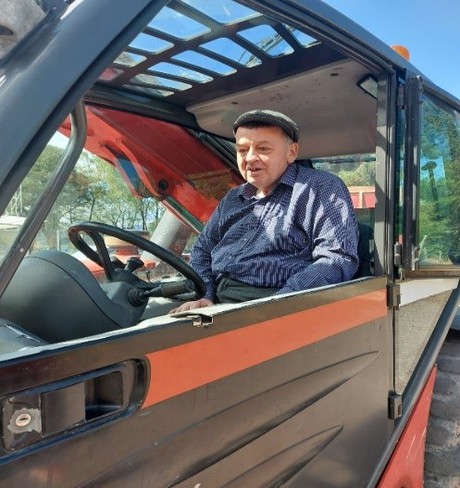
68 221 206 300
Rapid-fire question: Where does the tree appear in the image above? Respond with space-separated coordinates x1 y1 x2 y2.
20 145 94 248
418 95 460 264
17 145 166 252
85 158 164 230
338 162 375 186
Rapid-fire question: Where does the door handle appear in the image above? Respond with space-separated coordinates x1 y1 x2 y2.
2 360 145 451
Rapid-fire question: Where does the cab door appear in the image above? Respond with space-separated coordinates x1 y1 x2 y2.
395 74 460 396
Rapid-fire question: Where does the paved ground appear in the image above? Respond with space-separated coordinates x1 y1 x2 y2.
425 330 460 487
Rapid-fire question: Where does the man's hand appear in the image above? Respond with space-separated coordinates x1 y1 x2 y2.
169 298 214 315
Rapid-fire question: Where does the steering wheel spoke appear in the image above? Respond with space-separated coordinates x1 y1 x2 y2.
89 229 117 280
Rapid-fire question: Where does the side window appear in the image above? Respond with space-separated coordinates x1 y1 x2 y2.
394 94 460 393
0 133 68 269
314 154 376 276
419 95 460 267
313 154 376 228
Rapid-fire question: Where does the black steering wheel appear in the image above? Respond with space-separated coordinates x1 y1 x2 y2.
68 221 205 300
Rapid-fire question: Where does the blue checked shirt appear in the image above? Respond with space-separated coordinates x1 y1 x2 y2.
190 164 359 301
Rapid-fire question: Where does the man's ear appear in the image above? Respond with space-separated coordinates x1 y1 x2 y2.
287 142 299 164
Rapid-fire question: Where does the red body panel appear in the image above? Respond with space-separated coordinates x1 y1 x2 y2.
377 367 437 487
62 107 243 223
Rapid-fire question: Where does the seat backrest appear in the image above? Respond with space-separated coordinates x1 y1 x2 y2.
355 222 374 278
296 160 374 279
296 158 314 169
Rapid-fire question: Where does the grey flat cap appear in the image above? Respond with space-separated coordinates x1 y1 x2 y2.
233 109 300 142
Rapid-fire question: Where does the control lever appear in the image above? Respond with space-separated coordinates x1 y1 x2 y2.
127 279 196 306
144 280 195 298
125 257 144 273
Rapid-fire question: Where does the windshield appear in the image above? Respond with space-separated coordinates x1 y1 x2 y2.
0 128 198 284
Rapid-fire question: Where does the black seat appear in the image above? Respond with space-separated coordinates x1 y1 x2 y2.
355 222 374 278
296 158 314 169
296 159 374 279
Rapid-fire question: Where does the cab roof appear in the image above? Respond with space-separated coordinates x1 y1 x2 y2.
84 0 428 158
2 0 459 162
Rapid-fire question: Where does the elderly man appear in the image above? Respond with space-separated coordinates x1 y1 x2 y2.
170 109 359 313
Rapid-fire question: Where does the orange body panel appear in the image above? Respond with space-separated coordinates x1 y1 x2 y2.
61 107 243 223
377 367 437 487
143 288 387 407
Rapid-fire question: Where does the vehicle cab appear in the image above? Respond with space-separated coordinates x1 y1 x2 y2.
0 1 459 486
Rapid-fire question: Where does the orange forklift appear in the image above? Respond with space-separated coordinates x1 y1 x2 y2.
0 1 459 486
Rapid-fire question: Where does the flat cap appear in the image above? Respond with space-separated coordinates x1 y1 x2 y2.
233 109 300 142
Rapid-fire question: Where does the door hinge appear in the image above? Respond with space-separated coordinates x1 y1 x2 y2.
388 392 403 419
387 283 401 309
393 242 402 267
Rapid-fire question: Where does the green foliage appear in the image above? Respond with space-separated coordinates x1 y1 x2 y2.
314 154 376 186
418 96 460 264
20 145 164 250
21 146 94 248
338 162 375 186
81 159 163 230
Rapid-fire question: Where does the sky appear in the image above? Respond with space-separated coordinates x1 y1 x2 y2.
321 0 460 101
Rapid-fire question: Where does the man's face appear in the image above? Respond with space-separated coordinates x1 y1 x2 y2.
235 125 299 197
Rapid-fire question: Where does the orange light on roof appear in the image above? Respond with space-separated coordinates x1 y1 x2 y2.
391 45 410 61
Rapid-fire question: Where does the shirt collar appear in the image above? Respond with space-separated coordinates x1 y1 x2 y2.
240 163 298 200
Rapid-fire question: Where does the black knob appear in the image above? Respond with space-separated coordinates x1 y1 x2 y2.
125 257 144 273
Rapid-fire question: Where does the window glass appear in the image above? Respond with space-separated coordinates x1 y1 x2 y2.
313 154 376 228
238 25 294 57
115 52 146 67
100 0 322 100
284 25 318 48
0 132 67 268
128 33 173 54
147 6 210 40
200 38 261 68
418 95 460 267
172 51 236 75
1 128 197 285
149 62 213 83
180 0 260 25
131 73 192 91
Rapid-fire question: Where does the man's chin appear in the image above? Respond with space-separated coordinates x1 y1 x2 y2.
247 174 263 185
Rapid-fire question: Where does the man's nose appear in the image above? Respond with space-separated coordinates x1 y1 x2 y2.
245 147 259 161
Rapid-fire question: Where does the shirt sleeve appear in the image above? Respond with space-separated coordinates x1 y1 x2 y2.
275 176 359 295
189 203 223 301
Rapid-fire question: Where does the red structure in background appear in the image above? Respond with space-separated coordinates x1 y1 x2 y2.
60 107 243 225
348 186 376 209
